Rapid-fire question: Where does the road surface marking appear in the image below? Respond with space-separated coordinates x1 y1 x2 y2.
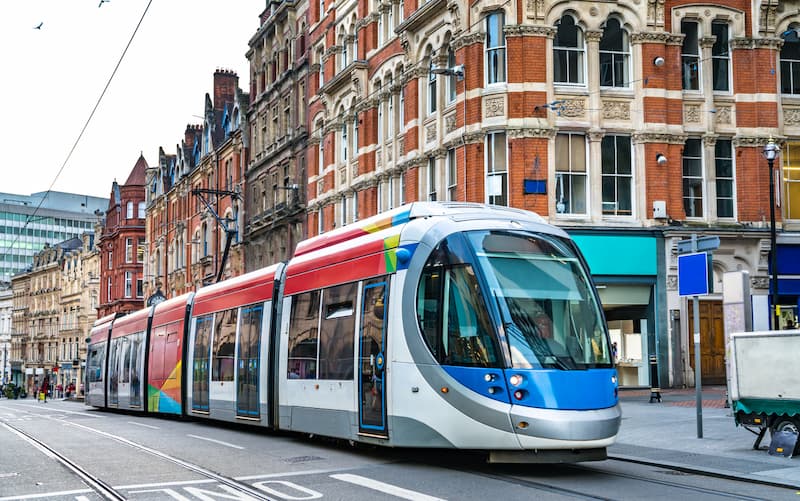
128 420 160 429
0 489 93 501
331 473 446 501
187 434 245 449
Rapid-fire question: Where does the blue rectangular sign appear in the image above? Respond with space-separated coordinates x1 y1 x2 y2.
678 252 711 296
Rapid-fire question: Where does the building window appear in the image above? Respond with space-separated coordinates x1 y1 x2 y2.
341 197 348 226
353 114 359 158
447 148 457 201
108 250 113 270
137 201 146 219
318 48 325 88
784 142 800 220
485 12 506 84
399 84 405 132
125 272 132 298
377 181 384 213
601 135 632 216
388 85 395 138
781 26 800 95
555 133 587 214
352 29 358 61
388 176 396 210
136 277 144 298
681 20 700 91
599 18 629 88
352 191 359 222
125 238 133 263
711 21 730 92
126 201 134 219
107 277 112 302
427 61 437 114
486 132 507 206
340 36 348 70
682 138 704 218
427 157 437 201
341 125 348 163
318 207 324 234
554 14 585 85
137 237 145 263
318 135 324 175
446 48 457 104
715 139 735 218
399 171 405 205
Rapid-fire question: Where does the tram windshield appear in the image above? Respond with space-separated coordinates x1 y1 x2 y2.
466 231 611 369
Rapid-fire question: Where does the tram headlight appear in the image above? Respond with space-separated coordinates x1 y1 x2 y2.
513 389 527 400
509 374 524 387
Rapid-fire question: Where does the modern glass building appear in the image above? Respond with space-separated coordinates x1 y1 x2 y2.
0 191 108 283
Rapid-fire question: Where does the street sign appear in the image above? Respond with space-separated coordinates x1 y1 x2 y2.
677 236 720 254
678 251 713 296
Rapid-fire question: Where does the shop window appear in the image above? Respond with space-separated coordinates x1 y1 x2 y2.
715 139 735 218
554 14 585 85
681 20 700 91
711 21 730 92
601 135 632 216
555 133 587 215
682 138 704 218
599 18 630 88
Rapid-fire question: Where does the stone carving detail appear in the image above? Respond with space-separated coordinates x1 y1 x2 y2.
632 132 688 144
525 0 544 20
559 99 585 118
317 179 324 196
507 128 556 139
759 0 779 37
602 100 630 120
339 167 346 185
684 105 701 123
398 137 405 155
667 275 677 291
376 148 382 168
387 145 393 162
751 276 769 290
484 97 505 118
785 107 800 125
445 113 457 133
426 123 437 143
715 106 732 124
647 0 665 28
352 162 358 178
585 30 603 43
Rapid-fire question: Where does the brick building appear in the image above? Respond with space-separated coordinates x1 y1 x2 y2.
245 3 309 271
298 0 800 388
145 70 249 296
97 155 148 317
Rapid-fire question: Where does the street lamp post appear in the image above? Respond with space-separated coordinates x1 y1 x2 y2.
763 137 781 330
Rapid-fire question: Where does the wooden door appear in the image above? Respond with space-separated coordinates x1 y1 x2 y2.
687 300 726 384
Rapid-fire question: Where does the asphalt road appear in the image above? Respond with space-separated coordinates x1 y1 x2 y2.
1 398 797 500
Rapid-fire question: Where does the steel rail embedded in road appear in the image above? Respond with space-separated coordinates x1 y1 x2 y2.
1 421 126 501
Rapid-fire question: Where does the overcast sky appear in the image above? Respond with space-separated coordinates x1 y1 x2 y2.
0 0 264 200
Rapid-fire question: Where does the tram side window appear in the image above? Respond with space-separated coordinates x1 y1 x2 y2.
319 282 356 379
213 307 238 382
121 337 131 383
417 236 500 367
288 290 320 379
87 344 105 383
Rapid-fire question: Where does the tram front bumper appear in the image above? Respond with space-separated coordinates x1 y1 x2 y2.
509 403 622 442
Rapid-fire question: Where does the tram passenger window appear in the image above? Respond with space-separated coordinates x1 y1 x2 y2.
319 282 356 379
288 290 320 379
213 307 237 382
87 345 105 383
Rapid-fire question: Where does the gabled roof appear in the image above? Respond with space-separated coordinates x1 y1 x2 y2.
124 154 148 186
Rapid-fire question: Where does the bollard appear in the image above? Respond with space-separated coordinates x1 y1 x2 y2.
649 354 662 403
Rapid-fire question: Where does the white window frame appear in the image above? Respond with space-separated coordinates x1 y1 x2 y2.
681 20 701 91
553 14 585 85
682 137 705 219
599 18 630 88
715 139 736 219
555 132 588 215
427 157 437 201
485 132 508 206
711 21 731 93
446 148 457 201
124 272 132 298
485 12 506 85
600 135 633 217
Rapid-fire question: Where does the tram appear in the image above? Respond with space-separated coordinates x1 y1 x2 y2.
87 202 621 462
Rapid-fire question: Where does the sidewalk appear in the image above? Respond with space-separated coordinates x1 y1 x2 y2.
611 386 800 488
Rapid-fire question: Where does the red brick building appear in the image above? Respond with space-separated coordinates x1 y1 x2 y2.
97 155 147 317
145 70 249 297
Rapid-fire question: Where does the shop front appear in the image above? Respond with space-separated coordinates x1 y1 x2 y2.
775 241 800 328
570 231 666 388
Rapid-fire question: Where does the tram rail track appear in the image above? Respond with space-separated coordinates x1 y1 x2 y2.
1 411 277 501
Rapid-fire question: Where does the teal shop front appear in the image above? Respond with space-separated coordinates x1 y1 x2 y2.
570 232 665 388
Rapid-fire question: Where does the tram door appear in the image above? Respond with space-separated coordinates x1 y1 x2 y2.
236 304 264 418
191 316 212 412
358 279 388 437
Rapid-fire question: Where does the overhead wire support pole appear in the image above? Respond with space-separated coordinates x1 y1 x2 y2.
191 188 241 283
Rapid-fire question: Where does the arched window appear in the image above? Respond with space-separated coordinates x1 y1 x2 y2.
681 20 700 90
711 21 730 92
485 12 506 84
599 18 629 88
554 14 585 84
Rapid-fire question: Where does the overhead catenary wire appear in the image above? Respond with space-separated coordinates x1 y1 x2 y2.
1 0 153 263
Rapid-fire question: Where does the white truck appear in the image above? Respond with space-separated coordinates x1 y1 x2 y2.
729 330 800 454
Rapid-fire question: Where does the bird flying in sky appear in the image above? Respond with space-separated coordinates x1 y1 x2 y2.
33 22 43 30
